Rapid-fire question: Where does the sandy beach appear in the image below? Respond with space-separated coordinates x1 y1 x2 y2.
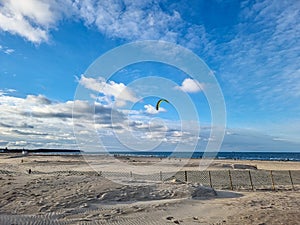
0 154 300 225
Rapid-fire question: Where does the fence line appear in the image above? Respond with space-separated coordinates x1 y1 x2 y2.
126 170 299 191
27 169 300 191
171 170 300 191
95 169 299 191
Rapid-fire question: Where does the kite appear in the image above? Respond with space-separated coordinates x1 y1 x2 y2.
156 99 169 110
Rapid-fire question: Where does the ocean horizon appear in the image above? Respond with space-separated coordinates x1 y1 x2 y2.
21 151 300 162
3 148 300 161
105 151 300 161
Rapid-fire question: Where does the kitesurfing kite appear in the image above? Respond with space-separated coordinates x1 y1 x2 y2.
156 99 169 110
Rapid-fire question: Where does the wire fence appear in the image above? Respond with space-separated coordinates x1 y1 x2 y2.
26 169 300 191
101 170 300 191
180 170 300 191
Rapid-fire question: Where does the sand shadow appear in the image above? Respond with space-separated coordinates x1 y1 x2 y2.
215 190 244 198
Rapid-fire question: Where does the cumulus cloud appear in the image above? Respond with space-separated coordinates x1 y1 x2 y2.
170 131 183 137
144 104 166 114
1 91 298 150
0 0 58 43
78 75 138 106
26 94 52 105
0 93 82 149
0 92 167 149
175 78 203 93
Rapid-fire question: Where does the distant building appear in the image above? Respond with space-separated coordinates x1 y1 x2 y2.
22 150 28 155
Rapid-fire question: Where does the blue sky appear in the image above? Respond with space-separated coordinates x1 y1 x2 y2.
0 0 299 152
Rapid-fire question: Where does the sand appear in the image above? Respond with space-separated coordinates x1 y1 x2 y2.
0 154 299 225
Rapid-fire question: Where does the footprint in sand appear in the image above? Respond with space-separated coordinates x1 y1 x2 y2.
99 213 111 219
166 216 174 220
166 216 181 224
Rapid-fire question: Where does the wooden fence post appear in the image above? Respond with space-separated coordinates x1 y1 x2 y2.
270 170 276 191
208 171 213 188
228 170 233 190
160 171 163 181
184 171 188 182
288 170 295 191
248 170 254 191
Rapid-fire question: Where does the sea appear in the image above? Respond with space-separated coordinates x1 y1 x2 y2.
107 151 300 161
22 150 300 161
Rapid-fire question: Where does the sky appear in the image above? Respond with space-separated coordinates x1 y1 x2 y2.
0 0 299 152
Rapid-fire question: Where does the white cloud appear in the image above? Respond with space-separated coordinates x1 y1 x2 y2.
26 94 52 105
0 0 72 43
73 0 181 41
0 93 98 149
0 0 55 43
176 78 203 93
2 91 198 150
0 92 197 150
79 75 138 106
0 88 16 96
144 104 165 114
0 45 15 54
72 0 209 51
14 141 27 146
1 92 299 151
4 48 14 54
212 0 300 114
171 131 183 137
0 0 208 49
